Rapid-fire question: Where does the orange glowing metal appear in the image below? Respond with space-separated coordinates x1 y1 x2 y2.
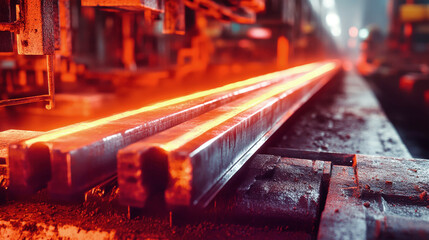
161 62 337 151
25 63 323 146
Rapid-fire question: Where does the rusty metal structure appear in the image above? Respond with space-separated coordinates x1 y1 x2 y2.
0 0 428 239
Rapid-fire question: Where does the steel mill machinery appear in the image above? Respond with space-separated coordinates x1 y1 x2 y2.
0 0 428 239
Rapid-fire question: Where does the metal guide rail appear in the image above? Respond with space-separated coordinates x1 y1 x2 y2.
118 61 341 209
7 61 328 200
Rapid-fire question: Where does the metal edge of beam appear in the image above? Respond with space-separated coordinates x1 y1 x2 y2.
194 73 338 208
184 63 342 208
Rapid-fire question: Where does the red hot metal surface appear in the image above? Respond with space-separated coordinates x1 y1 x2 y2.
117 61 341 209
8 62 321 200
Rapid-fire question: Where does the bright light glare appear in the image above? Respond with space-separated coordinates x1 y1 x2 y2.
359 28 369 39
247 27 272 39
331 27 341 37
322 0 335 8
326 13 340 27
309 0 320 11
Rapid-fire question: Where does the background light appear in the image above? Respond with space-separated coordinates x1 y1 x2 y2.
326 13 340 26
348 26 358 38
359 28 369 39
247 27 272 39
331 27 342 37
322 0 335 8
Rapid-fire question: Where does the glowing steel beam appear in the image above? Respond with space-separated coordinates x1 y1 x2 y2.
9 61 324 199
161 63 336 152
118 60 341 209
25 63 319 146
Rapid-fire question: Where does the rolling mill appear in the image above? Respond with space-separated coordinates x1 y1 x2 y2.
0 0 428 239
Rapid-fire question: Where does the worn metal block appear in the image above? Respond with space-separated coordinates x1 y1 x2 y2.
16 0 55 55
319 156 429 240
356 155 429 201
318 165 366 240
217 154 330 231
359 156 429 239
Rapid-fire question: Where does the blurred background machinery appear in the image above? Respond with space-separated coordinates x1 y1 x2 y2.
0 0 336 115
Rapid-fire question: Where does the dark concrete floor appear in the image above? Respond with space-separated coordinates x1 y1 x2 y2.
265 70 411 159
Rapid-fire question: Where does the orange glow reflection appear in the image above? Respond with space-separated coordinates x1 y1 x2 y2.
25 62 323 146
161 62 337 151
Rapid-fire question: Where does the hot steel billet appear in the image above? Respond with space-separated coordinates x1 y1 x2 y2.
8 62 320 200
118 61 341 209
